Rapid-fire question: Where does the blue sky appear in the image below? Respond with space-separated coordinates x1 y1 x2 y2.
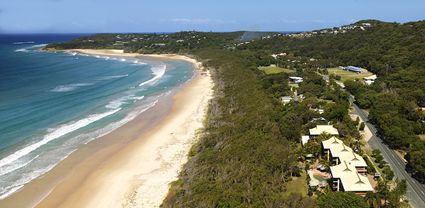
0 0 424 33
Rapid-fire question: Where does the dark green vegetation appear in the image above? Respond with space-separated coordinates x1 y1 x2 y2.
162 50 315 207
47 31 276 54
47 19 425 207
237 20 425 182
365 179 408 208
317 192 368 208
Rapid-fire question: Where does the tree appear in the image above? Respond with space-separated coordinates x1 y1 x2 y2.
382 166 395 181
376 181 390 207
355 116 360 126
317 192 368 208
365 192 381 208
343 80 364 96
359 122 365 131
388 180 408 208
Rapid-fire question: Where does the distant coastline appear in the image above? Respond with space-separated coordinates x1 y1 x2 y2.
0 49 213 208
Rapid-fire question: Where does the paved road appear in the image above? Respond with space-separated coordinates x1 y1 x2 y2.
350 97 425 208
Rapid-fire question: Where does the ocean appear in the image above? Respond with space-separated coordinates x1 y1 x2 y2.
0 34 194 199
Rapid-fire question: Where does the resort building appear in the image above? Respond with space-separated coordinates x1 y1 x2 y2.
322 137 367 174
309 125 339 137
330 161 373 196
301 125 339 146
322 137 373 196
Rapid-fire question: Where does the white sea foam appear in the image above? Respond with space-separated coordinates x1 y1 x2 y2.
120 58 126 62
98 74 129 81
106 97 128 109
106 95 145 109
30 44 48 48
64 51 78 56
12 41 35 45
139 64 167 87
132 61 147 66
14 44 47 53
0 108 121 169
0 163 57 200
0 155 40 177
51 83 93 92
14 48 29 52
133 96 145 100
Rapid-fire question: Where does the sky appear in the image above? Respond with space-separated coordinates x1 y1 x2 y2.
0 0 425 33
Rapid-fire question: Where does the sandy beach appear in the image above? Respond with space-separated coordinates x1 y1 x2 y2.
0 50 213 208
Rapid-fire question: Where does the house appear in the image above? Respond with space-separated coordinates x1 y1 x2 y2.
363 74 377 85
309 125 339 137
289 76 303 84
343 66 363 73
281 96 292 104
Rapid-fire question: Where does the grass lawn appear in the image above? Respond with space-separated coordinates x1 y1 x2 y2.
258 66 294 74
326 67 373 82
283 172 308 197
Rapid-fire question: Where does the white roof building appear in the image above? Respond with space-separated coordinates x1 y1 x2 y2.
322 136 344 149
330 145 367 168
330 161 374 193
322 137 367 169
322 137 373 195
309 125 339 136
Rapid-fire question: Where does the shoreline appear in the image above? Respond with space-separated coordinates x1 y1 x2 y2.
0 49 213 207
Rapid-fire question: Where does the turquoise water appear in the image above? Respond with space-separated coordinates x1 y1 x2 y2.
0 35 193 199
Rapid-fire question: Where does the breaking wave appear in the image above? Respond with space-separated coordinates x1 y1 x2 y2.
139 64 166 87
0 108 121 171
